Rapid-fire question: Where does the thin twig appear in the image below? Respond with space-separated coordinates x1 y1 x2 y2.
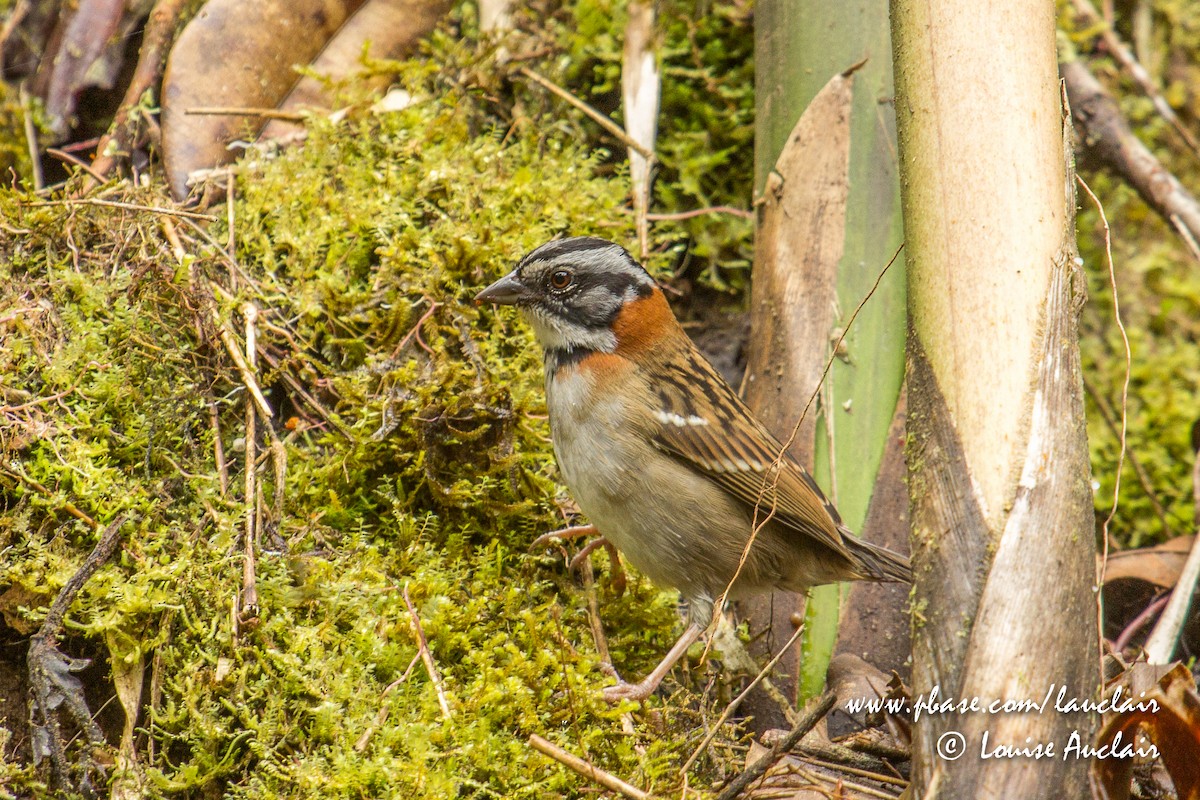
158 219 191 270
528 734 655 800
210 401 229 496
45 148 108 184
1069 0 1200 159
85 0 190 188
791 764 902 799
182 218 259 287
682 623 806 775
402 583 452 720
578 556 614 675
795 753 907 787
185 106 307 121
210 305 274 420
226 169 237 260
25 198 216 221
645 206 754 221
2 460 98 529
0 384 76 413
713 691 838 800
354 652 421 752
1077 176 1128 616
519 67 655 161
20 85 43 191
391 298 442 357
239 303 260 623
1078 173 1129 675
1113 591 1169 652
256 346 352 438
1082 376 1171 536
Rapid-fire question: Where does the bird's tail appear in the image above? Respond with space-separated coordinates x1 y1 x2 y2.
844 533 912 583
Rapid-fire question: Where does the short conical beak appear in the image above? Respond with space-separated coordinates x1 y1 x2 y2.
475 271 526 305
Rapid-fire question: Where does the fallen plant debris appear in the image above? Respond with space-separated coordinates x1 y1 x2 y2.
28 515 128 795
1092 662 1200 800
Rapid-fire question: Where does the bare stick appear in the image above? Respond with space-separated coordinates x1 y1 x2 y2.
255 346 351 438
2 460 98 529
646 206 754 221
519 67 655 161
402 584 452 719
790 764 902 800
210 401 229 496
26 198 217 221
185 106 307 121
1063 58 1200 259
85 0 190 188
713 244 904 652
29 515 128 790
1077 174 1129 673
354 652 420 752
681 622 806 775
211 306 274 420
528 734 655 800
20 85 43 190
45 148 109 184
1069 0 1200 159
712 690 837 800
226 171 237 260
1144 535 1200 662
1113 591 1169 652
578 557 614 675
239 303 259 622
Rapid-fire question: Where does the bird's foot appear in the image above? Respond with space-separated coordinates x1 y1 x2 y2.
602 678 657 704
530 524 597 550
600 623 704 703
568 538 627 596
532 524 626 596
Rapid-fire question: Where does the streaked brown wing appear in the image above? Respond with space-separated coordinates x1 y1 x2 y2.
647 348 851 559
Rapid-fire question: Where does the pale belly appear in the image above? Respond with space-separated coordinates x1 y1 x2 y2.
546 367 799 622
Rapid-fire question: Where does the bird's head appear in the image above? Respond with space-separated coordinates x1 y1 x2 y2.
475 237 658 354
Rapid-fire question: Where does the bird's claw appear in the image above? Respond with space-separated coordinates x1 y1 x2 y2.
602 680 655 704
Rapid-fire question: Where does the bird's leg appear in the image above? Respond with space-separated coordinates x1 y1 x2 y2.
568 536 607 569
529 523 597 550
568 538 627 596
602 622 703 703
532 524 627 595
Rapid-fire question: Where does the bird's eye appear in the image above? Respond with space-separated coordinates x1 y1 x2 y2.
549 269 573 290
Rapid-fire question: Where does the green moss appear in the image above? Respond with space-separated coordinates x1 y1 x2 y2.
0 3 758 796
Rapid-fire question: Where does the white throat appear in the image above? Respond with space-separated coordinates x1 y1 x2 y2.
523 306 617 353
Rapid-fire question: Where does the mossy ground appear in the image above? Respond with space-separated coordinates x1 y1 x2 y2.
3 0 1198 796
0 2 754 797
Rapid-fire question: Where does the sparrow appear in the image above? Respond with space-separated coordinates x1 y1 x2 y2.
476 236 911 702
